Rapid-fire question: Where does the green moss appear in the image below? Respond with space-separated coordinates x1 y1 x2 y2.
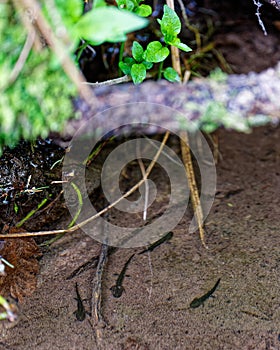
0 3 78 155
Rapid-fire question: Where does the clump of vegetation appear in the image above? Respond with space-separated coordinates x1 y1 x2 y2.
0 0 148 155
116 0 152 17
0 3 77 155
119 5 192 84
2 0 236 154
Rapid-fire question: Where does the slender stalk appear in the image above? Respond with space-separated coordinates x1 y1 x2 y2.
157 61 164 80
118 41 126 76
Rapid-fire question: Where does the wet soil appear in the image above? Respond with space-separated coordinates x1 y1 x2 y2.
208 0 280 73
1 125 279 350
0 0 280 349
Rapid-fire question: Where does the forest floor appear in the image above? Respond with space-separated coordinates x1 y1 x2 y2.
1 125 279 350
0 0 280 349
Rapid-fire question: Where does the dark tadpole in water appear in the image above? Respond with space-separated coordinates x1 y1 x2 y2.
138 231 173 255
110 253 135 298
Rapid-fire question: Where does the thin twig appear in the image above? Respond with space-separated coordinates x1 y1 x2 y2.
91 212 109 343
177 0 201 50
142 135 182 166
0 132 170 239
166 0 181 78
165 0 206 248
16 0 98 106
180 131 207 248
92 244 108 326
8 29 35 85
34 190 64 216
82 75 131 87
137 141 149 221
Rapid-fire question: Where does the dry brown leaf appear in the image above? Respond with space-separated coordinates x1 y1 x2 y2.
0 228 42 303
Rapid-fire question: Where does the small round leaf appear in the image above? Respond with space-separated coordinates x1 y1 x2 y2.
143 41 170 63
143 61 153 69
135 4 152 17
132 41 144 62
119 61 132 75
131 63 146 84
174 41 192 53
163 67 180 82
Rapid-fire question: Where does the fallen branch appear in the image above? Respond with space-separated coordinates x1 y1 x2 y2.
57 62 280 146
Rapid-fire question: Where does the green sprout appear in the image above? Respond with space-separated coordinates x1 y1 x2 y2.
116 0 152 17
119 5 192 84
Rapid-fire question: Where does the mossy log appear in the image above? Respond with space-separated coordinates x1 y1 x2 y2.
61 63 280 143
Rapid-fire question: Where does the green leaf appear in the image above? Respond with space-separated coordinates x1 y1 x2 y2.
55 0 83 25
135 4 152 17
165 36 179 46
143 41 170 63
131 63 146 84
92 0 107 8
14 202 19 214
132 41 144 62
165 36 192 53
158 5 181 38
163 67 180 82
142 60 153 69
124 57 136 65
172 41 192 52
119 62 131 75
42 0 83 48
75 7 148 45
115 0 126 8
126 0 136 12
119 57 135 75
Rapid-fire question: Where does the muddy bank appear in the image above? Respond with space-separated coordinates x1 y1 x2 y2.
0 125 279 349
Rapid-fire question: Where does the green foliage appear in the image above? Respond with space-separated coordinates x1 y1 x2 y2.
116 0 152 17
131 63 147 84
119 5 192 84
43 0 147 46
181 100 251 133
0 3 77 155
0 1 148 154
119 41 154 84
51 0 83 27
74 7 147 45
158 5 181 41
132 41 144 62
158 5 192 52
143 41 170 63
209 67 228 82
135 4 152 17
163 67 180 82
201 108 250 133
41 0 83 51
92 0 107 8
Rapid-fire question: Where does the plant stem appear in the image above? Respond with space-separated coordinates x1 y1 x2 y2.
157 61 164 80
75 42 89 63
118 42 125 76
